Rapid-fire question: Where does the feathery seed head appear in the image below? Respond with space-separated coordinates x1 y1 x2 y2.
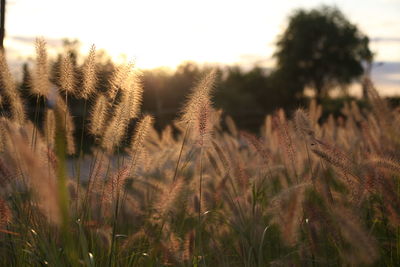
101 104 129 153
109 62 136 100
180 70 216 127
0 51 26 124
102 166 130 204
60 54 75 93
156 179 186 217
88 94 108 136
130 115 154 152
273 109 297 175
101 71 144 152
369 155 400 173
121 72 144 120
194 99 214 147
294 109 315 138
240 131 270 165
32 38 50 96
81 45 97 99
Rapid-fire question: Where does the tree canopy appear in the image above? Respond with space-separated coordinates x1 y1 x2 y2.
274 6 373 99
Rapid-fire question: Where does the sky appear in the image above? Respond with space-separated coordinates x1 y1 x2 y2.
3 0 400 95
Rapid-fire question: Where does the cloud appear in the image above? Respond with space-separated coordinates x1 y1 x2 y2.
371 62 400 88
371 37 400 43
373 62 400 74
8 35 63 47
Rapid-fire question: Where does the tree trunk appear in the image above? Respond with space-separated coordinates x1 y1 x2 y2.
0 0 5 50
314 79 324 103
362 62 372 100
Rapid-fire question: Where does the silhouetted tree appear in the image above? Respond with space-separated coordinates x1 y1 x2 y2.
274 6 373 100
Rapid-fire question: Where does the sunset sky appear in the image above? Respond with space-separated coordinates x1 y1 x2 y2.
3 0 400 95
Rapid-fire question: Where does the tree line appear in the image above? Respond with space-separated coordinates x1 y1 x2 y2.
3 6 377 134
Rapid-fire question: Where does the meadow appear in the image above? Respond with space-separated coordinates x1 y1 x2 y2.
0 39 399 266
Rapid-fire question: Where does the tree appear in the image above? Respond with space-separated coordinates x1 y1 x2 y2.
274 6 373 100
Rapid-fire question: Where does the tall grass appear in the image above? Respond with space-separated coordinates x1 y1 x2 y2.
0 41 399 266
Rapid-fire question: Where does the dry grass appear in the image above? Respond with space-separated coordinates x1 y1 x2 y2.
0 41 399 266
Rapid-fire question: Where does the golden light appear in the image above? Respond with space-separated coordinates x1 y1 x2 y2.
4 0 400 76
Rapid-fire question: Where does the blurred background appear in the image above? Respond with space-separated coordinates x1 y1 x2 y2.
1 0 399 130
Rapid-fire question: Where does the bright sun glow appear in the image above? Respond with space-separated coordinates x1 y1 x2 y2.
3 0 400 97
6 0 399 68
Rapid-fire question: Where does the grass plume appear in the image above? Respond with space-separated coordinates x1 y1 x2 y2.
0 51 25 124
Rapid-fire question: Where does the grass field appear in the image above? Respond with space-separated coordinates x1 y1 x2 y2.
0 39 399 266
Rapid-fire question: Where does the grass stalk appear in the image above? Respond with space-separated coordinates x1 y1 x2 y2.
172 125 190 182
